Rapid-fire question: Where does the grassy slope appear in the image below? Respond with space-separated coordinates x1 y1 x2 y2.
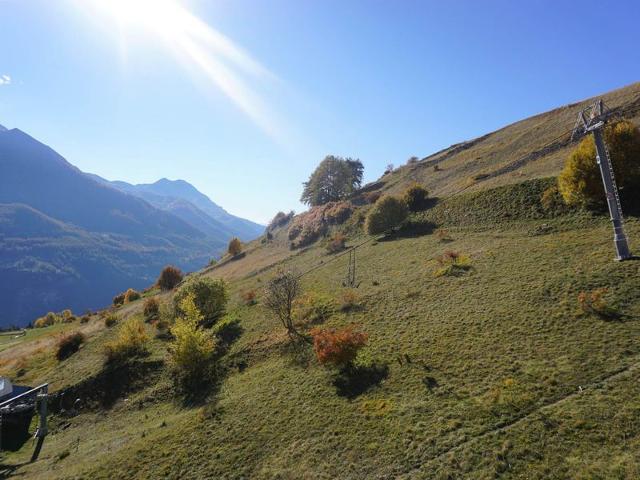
378 81 640 199
3 83 640 479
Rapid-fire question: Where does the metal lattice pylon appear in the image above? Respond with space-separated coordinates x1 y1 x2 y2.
572 99 632 261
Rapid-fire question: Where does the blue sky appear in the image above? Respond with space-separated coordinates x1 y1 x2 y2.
1 0 639 224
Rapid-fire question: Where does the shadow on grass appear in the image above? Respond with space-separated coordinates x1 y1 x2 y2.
180 321 247 407
278 336 314 368
215 322 244 351
54 359 164 412
594 309 626 322
333 363 389 399
177 366 224 407
0 461 29 478
380 219 437 241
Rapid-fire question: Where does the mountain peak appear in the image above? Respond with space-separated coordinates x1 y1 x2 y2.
0 123 7 132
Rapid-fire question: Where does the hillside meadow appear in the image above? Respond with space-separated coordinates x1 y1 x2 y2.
2 176 640 479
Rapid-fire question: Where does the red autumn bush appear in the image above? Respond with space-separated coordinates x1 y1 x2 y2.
241 289 257 306
310 325 368 368
157 265 183 291
288 202 353 249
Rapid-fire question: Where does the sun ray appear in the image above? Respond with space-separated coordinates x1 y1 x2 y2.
83 0 285 141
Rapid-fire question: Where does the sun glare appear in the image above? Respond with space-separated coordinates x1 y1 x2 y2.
86 0 282 141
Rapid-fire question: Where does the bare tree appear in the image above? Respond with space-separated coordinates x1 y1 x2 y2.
263 269 304 341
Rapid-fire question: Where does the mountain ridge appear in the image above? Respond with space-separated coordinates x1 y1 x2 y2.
86 174 264 241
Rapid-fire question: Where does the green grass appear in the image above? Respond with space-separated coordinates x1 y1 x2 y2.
4 178 640 478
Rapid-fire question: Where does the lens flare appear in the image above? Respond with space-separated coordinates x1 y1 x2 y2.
86 0 283 141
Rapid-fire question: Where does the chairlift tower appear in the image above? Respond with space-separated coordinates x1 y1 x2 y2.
572 99 632 261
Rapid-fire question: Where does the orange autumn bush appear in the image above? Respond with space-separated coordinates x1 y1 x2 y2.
310 325 368 368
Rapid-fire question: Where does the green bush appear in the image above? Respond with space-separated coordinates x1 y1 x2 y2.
56 332 85 361
169 293 217 390
365 195 408 234
403 183 430 212
174 277 228 328
558 120 640 208
104 317 149 365
157 265 183 291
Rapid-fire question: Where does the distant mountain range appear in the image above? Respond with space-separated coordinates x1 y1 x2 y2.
85 175 263 241
0 124 264 327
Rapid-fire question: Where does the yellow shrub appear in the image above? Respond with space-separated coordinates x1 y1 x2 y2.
169 292 217 389
558 120 640 208
104 317 149 365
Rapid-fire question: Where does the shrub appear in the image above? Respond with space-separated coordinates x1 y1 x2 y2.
384 163 394 175
174 277 228 328
211 314 242 344
155 319 171 339
34 311 58 328
264 269 303 340
113 292 125 306
104 317 149 365
124 288 141 303
326 232 347 254
434 250 473 277
228 237 242 256
143 297 160 323
157 265 183 291
407 156 419 165
294 292 334 324
365 195 409 234
310 325 368 368
339 289 361 312
403 183 430 212
363 191 382 204
435 228 453 243
540 185 563 211
104 314 118 328
169 292 217 390
80 315 90 324
325 201 352 224
268 211 295 230
577 288 619 318
558 120 640 208
241 290 257 306
56 332 85 361
61 309 75 323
